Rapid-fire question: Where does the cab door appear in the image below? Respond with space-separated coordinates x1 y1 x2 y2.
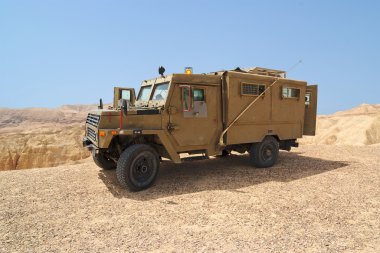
168 83 221 149
303 85 318 135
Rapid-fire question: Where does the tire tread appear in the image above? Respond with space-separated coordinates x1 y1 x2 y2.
249 136 279 168
116 144 159 191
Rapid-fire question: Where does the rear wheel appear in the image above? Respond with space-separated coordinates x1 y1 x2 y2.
249 136 279 168
93 153 116 170
116 144 159 191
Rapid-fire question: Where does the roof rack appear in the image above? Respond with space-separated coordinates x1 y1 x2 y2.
242 67 286 78
204 67 287 78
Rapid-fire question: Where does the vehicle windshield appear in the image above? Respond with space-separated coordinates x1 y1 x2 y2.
152 82 169 101
137 85 152 101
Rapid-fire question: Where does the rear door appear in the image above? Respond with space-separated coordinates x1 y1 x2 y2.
303 85 318 135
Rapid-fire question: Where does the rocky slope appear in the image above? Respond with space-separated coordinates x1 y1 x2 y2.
0 105 97 170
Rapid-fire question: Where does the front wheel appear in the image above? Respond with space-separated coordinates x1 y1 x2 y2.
116 144 160 191
93 153 116 170
249 136 279 168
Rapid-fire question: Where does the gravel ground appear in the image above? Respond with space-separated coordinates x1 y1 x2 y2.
0 145 379 252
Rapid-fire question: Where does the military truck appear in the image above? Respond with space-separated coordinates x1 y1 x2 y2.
83 67 317 191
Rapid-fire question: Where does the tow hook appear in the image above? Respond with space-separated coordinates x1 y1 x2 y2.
82 137 92 147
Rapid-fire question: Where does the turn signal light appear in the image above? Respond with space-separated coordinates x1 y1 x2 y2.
111 130 118 135
99 131 106 137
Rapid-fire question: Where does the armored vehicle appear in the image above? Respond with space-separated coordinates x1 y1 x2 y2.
83 67 317 191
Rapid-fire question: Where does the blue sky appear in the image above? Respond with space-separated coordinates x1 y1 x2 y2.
0 0 379 114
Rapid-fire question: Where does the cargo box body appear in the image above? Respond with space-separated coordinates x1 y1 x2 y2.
224 71 313 145
165 70 317 156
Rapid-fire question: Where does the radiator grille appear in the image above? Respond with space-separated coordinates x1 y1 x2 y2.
87 127 97 141
86 113 100 128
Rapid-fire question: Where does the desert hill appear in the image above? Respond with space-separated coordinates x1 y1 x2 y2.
0 104 95 130
0 103 379 171
301 104 380 145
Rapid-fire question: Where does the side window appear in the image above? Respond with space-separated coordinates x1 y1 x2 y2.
193 88 205 101
241 83 265 96
181 85 191 111
180 85 208 118
282 87 300 99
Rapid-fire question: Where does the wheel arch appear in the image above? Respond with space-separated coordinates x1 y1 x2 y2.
150 132 181 163
258 134 280 143
113 130 181 164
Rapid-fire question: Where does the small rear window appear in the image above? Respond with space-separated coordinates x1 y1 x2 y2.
305 92 311 106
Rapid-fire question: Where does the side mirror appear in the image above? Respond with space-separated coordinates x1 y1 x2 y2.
113 88 136 108
121 99 128 115
98 98 103 109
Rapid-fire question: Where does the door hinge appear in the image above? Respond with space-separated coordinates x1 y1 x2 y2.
167 123 180 131
167 106 178 115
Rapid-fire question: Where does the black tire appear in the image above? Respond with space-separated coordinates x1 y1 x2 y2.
93 153 116 170
116 144 159 191
249 136 279 168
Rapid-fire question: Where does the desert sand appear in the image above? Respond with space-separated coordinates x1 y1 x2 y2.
0 104 379 252
0 145 379 252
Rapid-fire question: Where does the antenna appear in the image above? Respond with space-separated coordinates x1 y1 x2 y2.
286 60 303 74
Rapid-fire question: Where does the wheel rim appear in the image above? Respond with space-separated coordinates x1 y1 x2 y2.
260 144 274 162
130 151 157 186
